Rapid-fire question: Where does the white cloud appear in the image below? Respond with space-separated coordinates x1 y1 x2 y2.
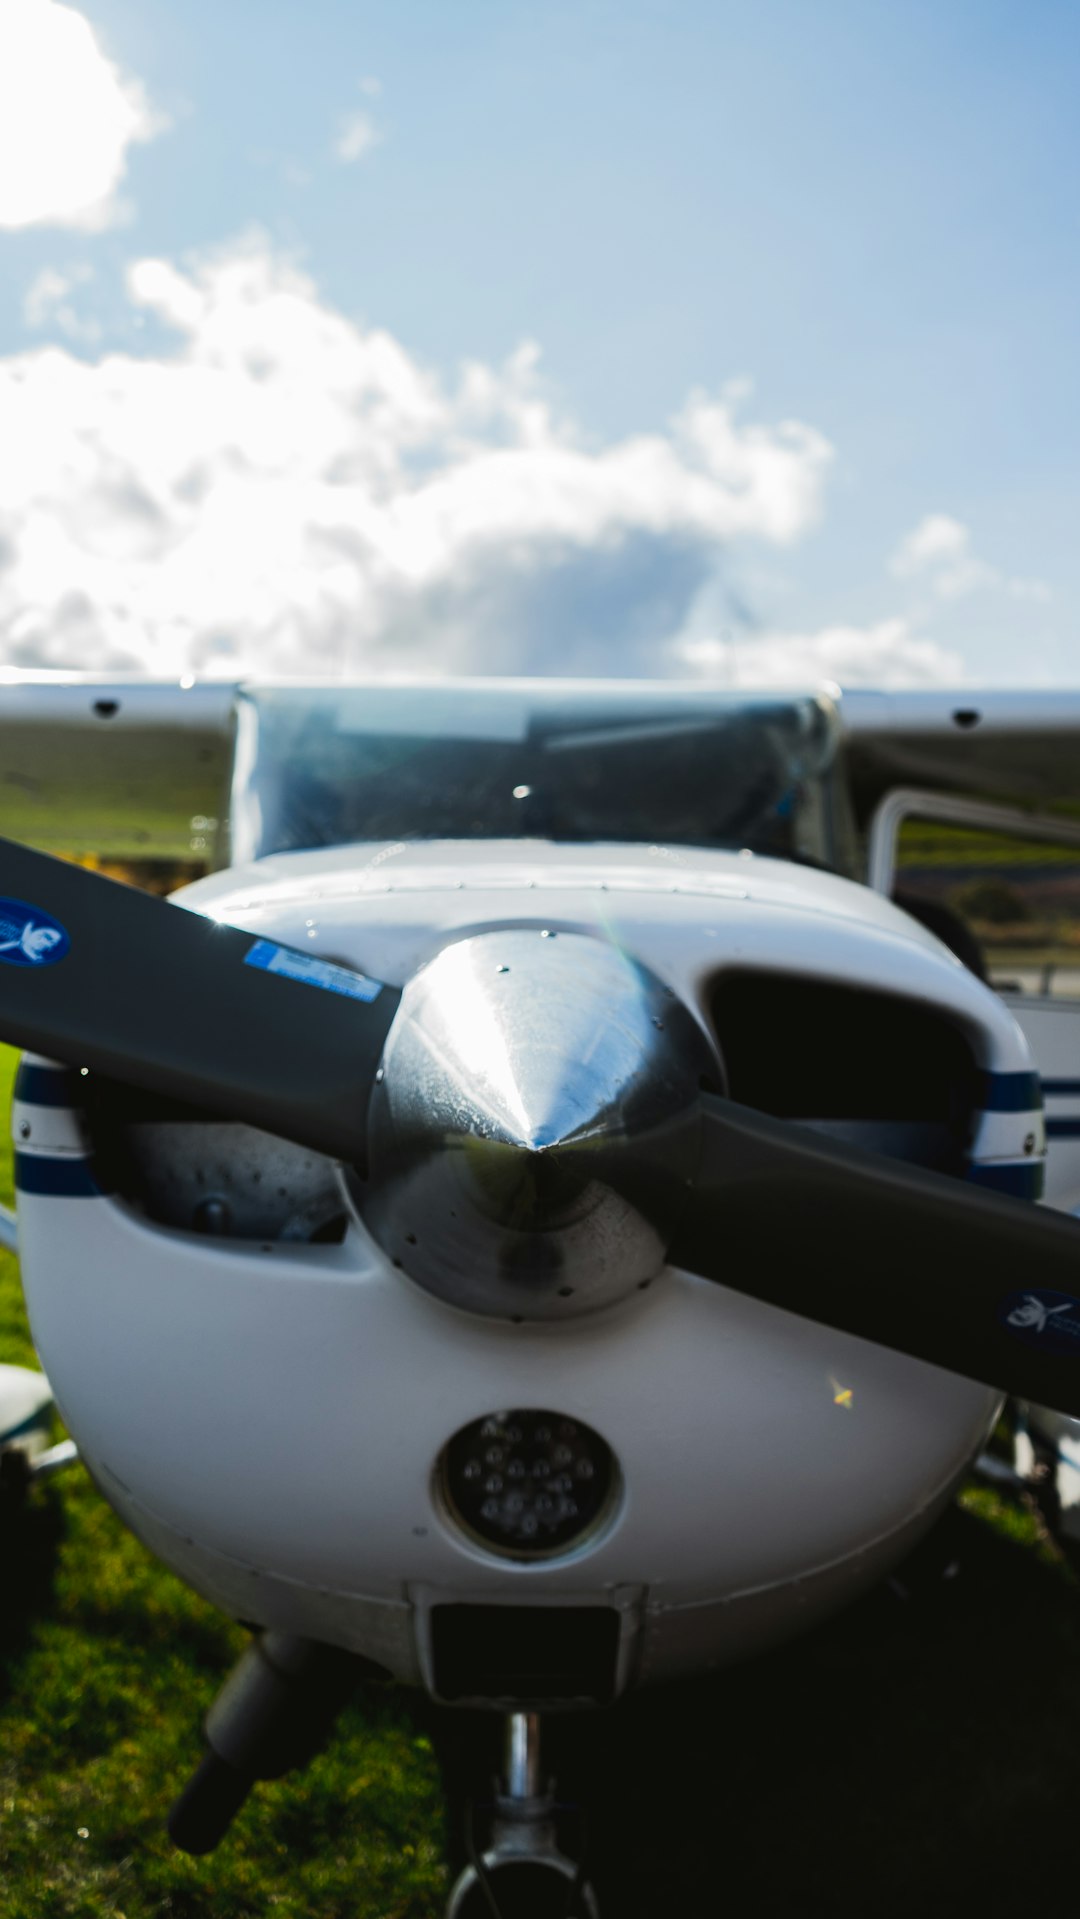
0 236 834 679
23 264 101 343
1005 574 1053 605
336 110 381 164
0 0 162 231
675 620 964 689
890 512 1050 605
891 512 968 576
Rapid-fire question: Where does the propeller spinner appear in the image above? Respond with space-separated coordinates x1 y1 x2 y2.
347 928 714 1318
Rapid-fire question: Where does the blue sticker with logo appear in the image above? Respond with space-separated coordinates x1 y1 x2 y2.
244 939 383 1002
999 1289 1080 1357
0 899 70 968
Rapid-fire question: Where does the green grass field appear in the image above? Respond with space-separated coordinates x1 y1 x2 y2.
3 1042 1080 1915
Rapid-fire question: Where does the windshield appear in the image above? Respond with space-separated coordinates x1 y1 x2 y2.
230 683 846 871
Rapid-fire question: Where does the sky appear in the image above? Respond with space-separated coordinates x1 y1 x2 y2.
1 0 1078 688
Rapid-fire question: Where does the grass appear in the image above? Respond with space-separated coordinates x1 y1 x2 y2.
897 818 1080 868
3 1044 1080 1914
0 723 231 864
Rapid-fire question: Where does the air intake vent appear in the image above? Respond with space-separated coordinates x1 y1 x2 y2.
709 972 981 1170
430 1606 620 1705
81 1078 347 1242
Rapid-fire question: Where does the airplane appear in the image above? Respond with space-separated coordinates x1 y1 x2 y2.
0 1337 55 1490
2 673 1080 1918
0 1117 80 1493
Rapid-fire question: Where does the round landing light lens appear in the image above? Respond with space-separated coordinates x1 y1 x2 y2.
438 1409 617 1559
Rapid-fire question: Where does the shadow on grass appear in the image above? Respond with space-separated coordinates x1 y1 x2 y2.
0 1480 65 1697
426 1503 1080 1917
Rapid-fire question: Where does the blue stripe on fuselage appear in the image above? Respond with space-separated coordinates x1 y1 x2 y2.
967 1160 1046 1201
13 1063 81 1108
980 1072 1044 1113
14 1154 105 1197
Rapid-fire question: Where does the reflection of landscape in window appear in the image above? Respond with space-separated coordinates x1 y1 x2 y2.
896 819 1080 996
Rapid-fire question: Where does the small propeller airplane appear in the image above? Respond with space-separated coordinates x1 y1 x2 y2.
2 674 1080 1918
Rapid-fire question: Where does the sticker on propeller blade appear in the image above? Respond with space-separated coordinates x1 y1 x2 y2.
0 899 70 968
244 939 383 1002
999 1289 1080 1356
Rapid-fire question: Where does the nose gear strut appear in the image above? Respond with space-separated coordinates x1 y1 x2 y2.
446 1711 599 1919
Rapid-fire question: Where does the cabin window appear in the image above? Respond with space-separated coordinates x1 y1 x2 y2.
228 684 854 874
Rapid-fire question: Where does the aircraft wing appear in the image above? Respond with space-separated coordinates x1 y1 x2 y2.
3 677 1079 863
0 676 237 863
839 689 1080 825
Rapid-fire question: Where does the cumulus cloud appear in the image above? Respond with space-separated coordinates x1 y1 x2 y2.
336 111 381 164
336 79 383 163
891 512 1050 605
23 264 101 343
0 0 162 231
675 619 964 689
0 236 834 679
891 513 965 573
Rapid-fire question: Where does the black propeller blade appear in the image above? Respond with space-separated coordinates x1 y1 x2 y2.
670 1093 1080 1417
5 836 1080 1416
0 837 399 1162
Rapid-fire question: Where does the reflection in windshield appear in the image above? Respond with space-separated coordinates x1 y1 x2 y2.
230 684 845 871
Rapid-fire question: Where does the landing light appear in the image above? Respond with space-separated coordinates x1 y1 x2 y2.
438 1409 618 1560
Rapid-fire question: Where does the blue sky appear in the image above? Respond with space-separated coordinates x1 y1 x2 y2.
1 0 1078 685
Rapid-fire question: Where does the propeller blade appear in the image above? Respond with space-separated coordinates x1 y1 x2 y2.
670 1093 1080 1417
0 837 399 1162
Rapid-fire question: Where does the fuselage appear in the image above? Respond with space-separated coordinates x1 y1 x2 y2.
14 839 1042 1705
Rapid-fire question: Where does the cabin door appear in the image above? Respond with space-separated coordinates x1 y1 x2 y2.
866 788 1080 1216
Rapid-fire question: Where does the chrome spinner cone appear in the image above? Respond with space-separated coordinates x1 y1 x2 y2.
347 928 719 1320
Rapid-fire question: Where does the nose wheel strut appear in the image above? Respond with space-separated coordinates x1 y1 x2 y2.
167 1635 599 1915
446 1712 598 1919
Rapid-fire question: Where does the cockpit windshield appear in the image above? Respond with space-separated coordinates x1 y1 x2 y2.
230 683 848 871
